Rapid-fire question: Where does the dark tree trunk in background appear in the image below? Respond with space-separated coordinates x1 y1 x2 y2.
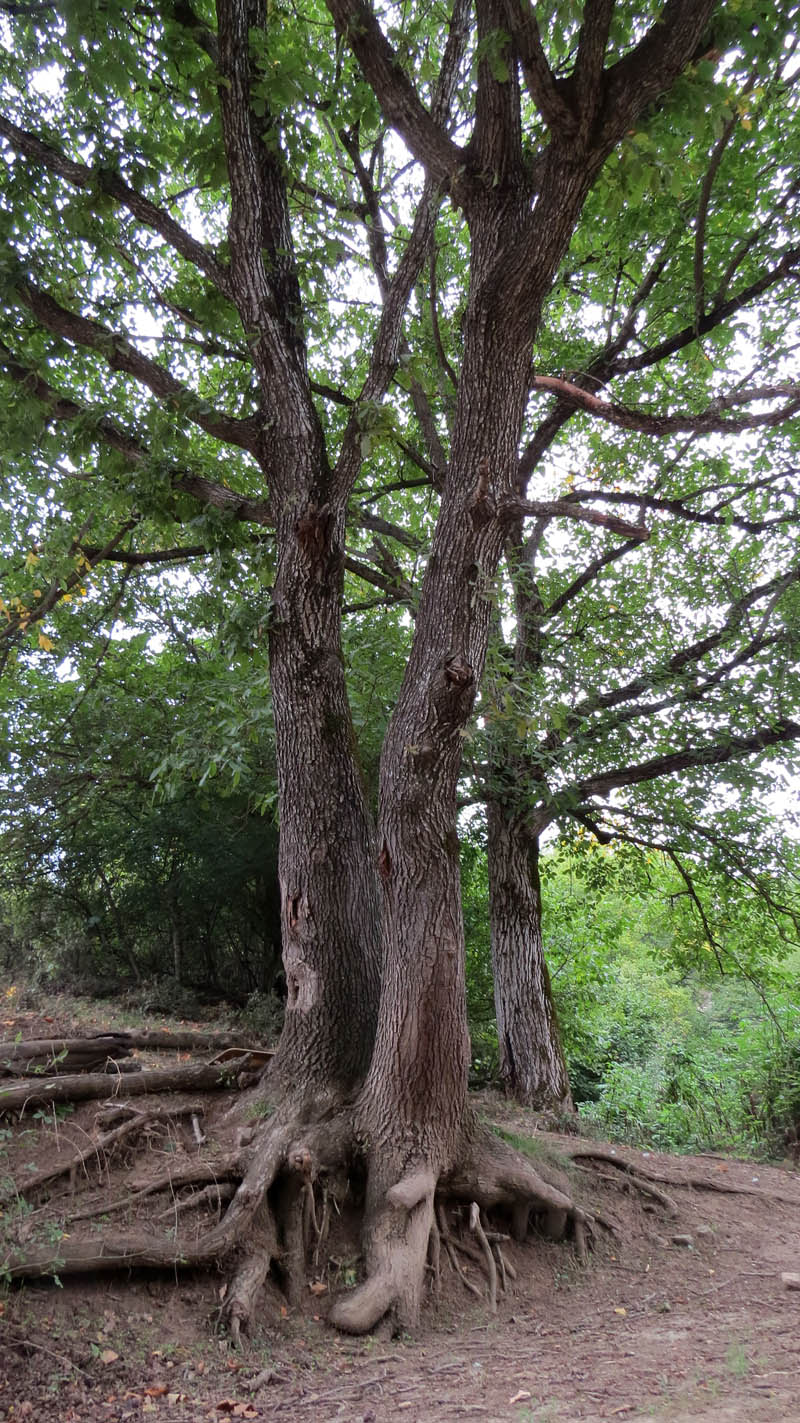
488 807 573 1110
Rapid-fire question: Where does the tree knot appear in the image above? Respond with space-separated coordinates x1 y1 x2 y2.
444 654 474 689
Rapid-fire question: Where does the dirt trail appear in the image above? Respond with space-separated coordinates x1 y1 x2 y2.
2 1004 799 1421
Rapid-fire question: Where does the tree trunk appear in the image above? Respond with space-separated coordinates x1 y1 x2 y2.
487 806 573 1111
267 491 381 1094
332 173 543 1333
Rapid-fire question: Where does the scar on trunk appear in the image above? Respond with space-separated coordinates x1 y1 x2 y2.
286 889 302 931
285 953 319 1013
378 843 392 880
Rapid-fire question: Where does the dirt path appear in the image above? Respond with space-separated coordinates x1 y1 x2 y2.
2 1001 799 1421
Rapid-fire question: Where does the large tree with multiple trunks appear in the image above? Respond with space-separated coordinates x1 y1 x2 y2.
2 0 799 1332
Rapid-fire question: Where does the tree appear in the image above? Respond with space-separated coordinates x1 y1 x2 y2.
464 30 800 1106
2 0 798 1334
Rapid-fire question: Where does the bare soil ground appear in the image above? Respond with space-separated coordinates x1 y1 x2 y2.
1 994 799 1423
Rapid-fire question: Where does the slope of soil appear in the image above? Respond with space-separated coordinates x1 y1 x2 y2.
1 996 799 1422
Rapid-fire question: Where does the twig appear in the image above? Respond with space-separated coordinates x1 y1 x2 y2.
0 1324 91 1378
156 1181 235 1220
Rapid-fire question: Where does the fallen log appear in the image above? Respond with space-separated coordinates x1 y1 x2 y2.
0 1027 268 1067
0 1034 135 1077
0 1057 259 1115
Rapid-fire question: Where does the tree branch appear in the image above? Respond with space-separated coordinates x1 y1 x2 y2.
10 278 259 451
0 338 272 523
502 0 576 135
559 484 797 537
506 497 650 541
77 544 209 567
566 718 800 803
612 244 800 376
530 374 800 437
0 114 230 294
545 537 642 619
573 0 614 125
324 0 467 189
598 0 716 147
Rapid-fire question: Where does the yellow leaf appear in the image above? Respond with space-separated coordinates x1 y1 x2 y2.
38 632 55 652
25 550 39 568
99 1349 119 1364
614 1307 627 1316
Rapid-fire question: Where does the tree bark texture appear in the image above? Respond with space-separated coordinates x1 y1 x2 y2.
487 808 573 1110
216 0 381 1095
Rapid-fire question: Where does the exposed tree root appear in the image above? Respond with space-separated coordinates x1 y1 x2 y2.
574 1162 678 1214
566 1149 797 1206
567 1147 781 1206
0 1101 207 1206
469 1203 497 1313
437 1202 484 1300
225 1200 279 1346
156 1181 236 1220
4 1089 595 1342
66 1154 241 1223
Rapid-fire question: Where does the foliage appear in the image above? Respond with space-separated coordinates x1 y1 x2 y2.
0 633 282 998
463 837 800 1155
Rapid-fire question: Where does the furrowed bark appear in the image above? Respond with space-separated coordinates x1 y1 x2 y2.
216 0 381 1095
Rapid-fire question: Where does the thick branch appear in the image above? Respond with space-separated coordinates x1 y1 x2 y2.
507 497 649 541
502 0 576 134
598 0 716 147
324 0 466 188
0 340 272 524
531 374 800 436
565 718 800 803
560 484 797 536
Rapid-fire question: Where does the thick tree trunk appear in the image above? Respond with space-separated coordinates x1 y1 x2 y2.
216 0 382 1098
487 807 573 1111
266 489 381 1095
332 178 541 1333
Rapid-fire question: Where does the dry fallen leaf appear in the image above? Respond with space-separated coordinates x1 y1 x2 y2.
145 1385 168 1398
99 1349 119 1365
613 1307 627 1316
509 1391 531 1405
309 1281 327 1296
